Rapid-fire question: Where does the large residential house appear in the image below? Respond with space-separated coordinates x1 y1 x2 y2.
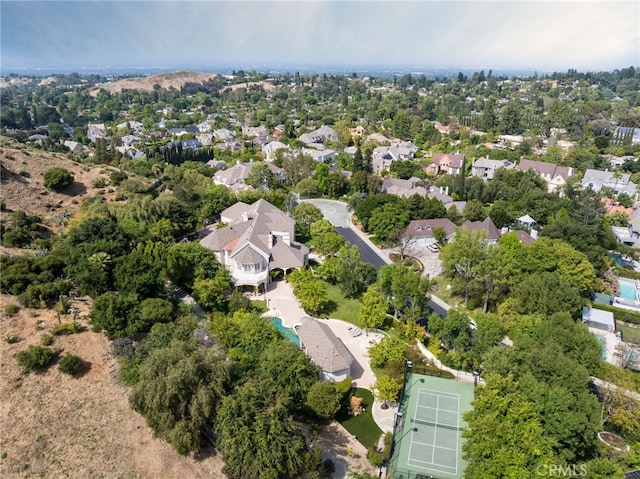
242 125 269 146
262 141 290 161
582 169 637 197
371 140 418 174
212 128 236 142
301 147 336 163
299 125 337 145
471 157 515 181
87 123 107 143
296 318 355 382
460 218 501 245
404 217 500 246
213 161 286 192
200 199 309 293
382 177 428 198
516 159 574 194
426 153 466 176
365 132 390 144
404 218 458 246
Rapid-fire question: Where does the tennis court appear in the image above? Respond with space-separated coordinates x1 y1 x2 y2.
387 372 475 479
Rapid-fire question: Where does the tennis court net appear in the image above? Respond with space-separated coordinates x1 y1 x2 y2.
411 417 462 431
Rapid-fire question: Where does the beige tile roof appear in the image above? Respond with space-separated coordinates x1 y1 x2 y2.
296 320 355 373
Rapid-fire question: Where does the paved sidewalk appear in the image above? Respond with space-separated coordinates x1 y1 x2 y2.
260 280 398 431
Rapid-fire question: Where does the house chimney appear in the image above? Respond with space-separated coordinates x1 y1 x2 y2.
242 211 249 222
440 186 443 194
445 186 449 195
268 233 274 249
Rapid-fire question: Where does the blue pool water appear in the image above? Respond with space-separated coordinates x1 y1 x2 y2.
594 334 607 360
618 278 638 301
271 317 300 348
611 253 635 268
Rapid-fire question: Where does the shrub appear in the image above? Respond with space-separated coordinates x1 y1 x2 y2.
4 331 19 344
40 333 53 346
4 303 19 317
15 345 56 373
58 353 83 375
92 177 108 188
52 321 81 336
43 167 74 192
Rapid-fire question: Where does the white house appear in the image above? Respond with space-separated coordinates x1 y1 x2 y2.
200 199 309 293
582 169 637 197
471 157 515 181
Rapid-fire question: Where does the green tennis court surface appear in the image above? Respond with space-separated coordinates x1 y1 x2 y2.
387 373 475 479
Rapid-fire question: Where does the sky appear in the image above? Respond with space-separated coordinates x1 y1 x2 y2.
1 0 639 74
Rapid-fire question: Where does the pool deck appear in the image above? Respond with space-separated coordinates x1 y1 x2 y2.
589 327 622 365
259 280 397 433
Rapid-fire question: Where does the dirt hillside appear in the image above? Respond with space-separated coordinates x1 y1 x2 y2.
0 294 226 478
0 141 113 236
89 71 221 96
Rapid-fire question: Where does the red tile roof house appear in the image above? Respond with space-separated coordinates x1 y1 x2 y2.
426 153 466 176
200 199 309 294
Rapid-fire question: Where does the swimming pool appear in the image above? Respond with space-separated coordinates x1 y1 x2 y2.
618 278 639 302
594 334 607 361
270 317 300 348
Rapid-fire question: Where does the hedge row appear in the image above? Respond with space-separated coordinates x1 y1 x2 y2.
592 303 640 326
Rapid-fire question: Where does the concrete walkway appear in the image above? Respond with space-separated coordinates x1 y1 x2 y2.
261 280 397 432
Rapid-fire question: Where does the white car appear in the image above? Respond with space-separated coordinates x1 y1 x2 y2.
428 243 440 253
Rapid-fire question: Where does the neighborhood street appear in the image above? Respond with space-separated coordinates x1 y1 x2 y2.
304 198 450 317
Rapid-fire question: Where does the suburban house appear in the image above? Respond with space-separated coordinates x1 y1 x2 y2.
460 217 501 245
87 123 107 143
404 218 458 246
301 147 336 163
299 125 337 145
262 141 290 161
516 159 574 194
295 319 355 382
213 161 286 191
426 153 466 176
169 126 199 136
582 169 637 197
382 177 428 198
116 120 143 135
365 132 390 144
199 199 309 294
242 125 269 146
471 157 515 180
212 128 236 142
63 140 85 154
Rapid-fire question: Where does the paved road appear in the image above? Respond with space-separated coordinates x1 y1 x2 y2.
305 198 449 317
336 226 387 271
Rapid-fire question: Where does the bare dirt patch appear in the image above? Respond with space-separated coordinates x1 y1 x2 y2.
0 294 226 478
89 71 221 96
0 142 113 235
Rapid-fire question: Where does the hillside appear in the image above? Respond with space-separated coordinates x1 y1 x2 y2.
89 70 221 95
0 294 226 478
88 70 277 96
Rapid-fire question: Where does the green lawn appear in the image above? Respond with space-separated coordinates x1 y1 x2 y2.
324 282 363 326
617 321 640 345
336 387 383 450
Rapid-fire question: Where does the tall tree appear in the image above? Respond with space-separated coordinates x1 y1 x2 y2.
439 229 487 307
